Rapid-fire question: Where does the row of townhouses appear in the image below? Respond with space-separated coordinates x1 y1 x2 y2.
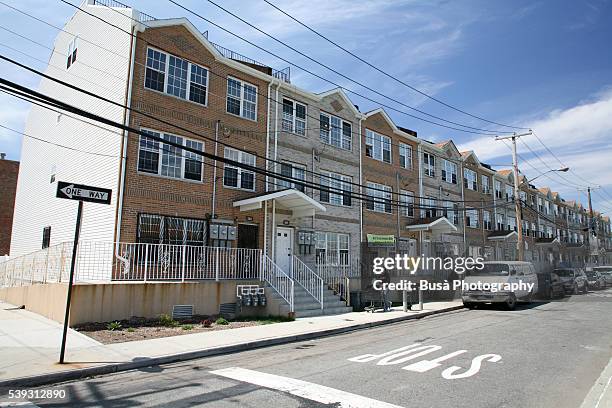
2 1 611 321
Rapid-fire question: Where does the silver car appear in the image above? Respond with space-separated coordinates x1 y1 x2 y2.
554 268 588 294
592 266 612 287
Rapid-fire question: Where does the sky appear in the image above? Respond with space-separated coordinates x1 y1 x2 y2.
1 0 611 214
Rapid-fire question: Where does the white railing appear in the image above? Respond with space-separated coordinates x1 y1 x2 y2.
293 256 323 309
0 242 74 287
316 256 358 305
261 255 294 313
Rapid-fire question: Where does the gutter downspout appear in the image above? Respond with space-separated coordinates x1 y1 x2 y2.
211 120 220 218
115 24 137 254
358 117 363 243
263 81 274 257
460 159 466 255
271 83 280 262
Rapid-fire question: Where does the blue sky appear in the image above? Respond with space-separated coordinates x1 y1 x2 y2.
1 0 612 213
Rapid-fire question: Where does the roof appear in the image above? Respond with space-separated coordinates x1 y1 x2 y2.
363 108 419 143
406 216 458 233
487 230 518 240
536 237 560 245
497 169 513 176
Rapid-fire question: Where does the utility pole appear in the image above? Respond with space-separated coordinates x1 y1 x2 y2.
579 186 600 265
495 131 532 261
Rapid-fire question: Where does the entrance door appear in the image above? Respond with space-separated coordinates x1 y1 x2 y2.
275 227 293 275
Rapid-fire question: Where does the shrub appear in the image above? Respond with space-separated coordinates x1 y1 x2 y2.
159 314 179 327
215 317 229 325
107 321 122 331
202 319 214 328
126 327 135 333
181 324 194 331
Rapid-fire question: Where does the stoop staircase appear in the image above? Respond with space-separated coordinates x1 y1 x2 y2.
276 284 352 317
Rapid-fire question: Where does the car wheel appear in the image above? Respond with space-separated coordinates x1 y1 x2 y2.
463 302 476 309
505 295 517 310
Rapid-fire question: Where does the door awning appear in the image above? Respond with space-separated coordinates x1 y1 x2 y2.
487 230 518 241
233 188 326 218
406 216 457 233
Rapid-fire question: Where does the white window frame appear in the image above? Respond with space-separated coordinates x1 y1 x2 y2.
483 210 492 230
400 190 414 217
137 128 204 182
226 76 258 121
144 47 209 106
365 129 391 163
423 152 435 177
366 182 392 213
320 112 352 150
464 168 477 190
399 143 412 169
223 147 256 191
320 171 352 207
281 97 307 136
444 201 458 225
466 208 479 228
315 232 350 265
481 175 490 194
278 162 306 192
442 160 457 184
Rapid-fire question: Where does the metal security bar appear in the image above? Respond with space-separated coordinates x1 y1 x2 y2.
292 256 323 309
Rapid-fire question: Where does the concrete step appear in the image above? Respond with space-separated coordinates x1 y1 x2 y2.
295 306 353 318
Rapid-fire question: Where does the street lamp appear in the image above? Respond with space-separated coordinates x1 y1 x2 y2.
520 167 570 186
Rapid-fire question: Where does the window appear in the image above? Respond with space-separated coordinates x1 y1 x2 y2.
400 190 414 217
320 172 352 206
466 208 479 228
145 48 208 106
532 223 537 238
281 98 307 136
524 221 530 236
538 197 543 212
223 147 256 190
482 175 490 194
315 232 349 265
483 211 492 230
554 204 559 216
365 130 391 163
42 226 51 249
519 191 527 202
544 201 551 215
321 113 351 150
496 213 505 230
138 214 205 245
423 197 436 218
495 180 503 199
423 152 435 177
442 160 457 184
66 37 78 69
444 201 458 225
507 216 516 232
464 168 477 190
399 143 412 169
226 77 257 120
505 185 514 202
137 129 203 182
278 163 305 192
366 182 392 213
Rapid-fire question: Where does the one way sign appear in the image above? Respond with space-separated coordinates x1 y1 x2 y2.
56 181 112 205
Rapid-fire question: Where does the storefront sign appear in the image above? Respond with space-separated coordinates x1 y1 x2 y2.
367 234 396 247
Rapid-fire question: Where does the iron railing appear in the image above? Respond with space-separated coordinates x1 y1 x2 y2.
293 256 323 309
261 255 294 312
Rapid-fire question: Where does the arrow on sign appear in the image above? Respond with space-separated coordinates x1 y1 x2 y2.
56 181 112 205
60 184 109 201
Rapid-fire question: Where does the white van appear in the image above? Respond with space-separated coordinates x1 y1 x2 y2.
462 261 538 310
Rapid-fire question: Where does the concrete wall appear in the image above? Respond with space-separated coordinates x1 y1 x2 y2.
0 281 289 325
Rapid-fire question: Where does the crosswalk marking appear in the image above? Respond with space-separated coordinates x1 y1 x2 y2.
211 367 404 408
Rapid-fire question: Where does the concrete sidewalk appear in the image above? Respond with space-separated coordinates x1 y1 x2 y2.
0 300 464 387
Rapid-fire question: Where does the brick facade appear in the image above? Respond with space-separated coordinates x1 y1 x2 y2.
0 158 19 256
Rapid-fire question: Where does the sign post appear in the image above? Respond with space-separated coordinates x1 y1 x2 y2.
56 182 111 364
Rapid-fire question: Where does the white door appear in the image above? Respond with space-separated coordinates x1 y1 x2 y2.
275 227 293 275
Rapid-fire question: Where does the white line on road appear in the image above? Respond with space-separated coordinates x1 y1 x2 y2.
580 357 612 408
210 367 404 408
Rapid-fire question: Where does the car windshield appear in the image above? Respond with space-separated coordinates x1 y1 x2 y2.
469 263 510 276
554 269 574 277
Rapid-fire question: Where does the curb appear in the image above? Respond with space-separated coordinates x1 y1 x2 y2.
0 305 465 389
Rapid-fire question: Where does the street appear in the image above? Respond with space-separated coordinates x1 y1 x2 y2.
2 288 611 408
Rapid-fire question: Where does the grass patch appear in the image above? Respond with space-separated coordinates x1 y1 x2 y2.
181 324 194 331
106 321 122 331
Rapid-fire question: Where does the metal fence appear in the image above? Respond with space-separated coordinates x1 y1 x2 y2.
0 242 262 287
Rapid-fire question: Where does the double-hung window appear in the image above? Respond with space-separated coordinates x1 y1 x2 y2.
481 175 490 194
423 152 435 177
315 232 349 265
444 201 458 225
320 113 351 150
366 182 392 213
399 143 412 169
483 211 492 230
223 147 256 190
496 213 505 230
226 77 257 120
519 191 527 203
466 208 479 228
365 130 391 163
320 172 352 206
282 98 307 136
423 197 436 218
399 190 414 217
137 128 203 182
495 180 503 199
507 216 516 232
279 162 305 192
506 185 514 202
464 168 477 190
442 160 457 184
145 48 208 105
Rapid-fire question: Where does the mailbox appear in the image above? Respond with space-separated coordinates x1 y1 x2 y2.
227 226 237 240
209 224 219 239
219 225 228 240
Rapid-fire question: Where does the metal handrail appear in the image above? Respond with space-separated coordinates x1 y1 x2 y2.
293 256 324 309
261 255 294 313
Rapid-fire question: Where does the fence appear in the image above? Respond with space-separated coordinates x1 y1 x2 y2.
293 256 323 309
0 241 262 287
316 256 359 302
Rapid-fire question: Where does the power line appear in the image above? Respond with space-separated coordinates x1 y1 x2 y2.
261 0 529 132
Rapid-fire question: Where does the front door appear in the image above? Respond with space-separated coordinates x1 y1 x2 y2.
275 227 293 275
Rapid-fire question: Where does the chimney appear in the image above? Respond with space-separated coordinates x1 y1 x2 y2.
0 153 5 160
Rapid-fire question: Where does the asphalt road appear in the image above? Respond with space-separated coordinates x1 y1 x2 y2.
2 288 612 408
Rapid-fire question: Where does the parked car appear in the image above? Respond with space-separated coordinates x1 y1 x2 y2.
592 266 612 287
554 268 588 294
585 271 606 289
462 261 538 310
543 272 566 299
